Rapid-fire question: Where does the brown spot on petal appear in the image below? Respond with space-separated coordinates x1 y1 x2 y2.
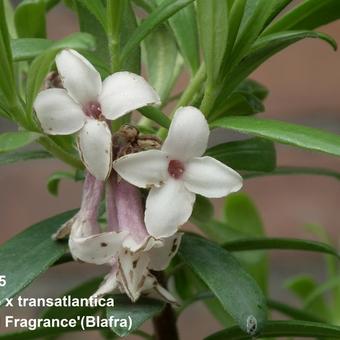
137 275 146 290
133 259 138 268
101 242 108 247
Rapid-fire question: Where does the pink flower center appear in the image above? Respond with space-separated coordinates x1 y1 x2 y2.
168 160 185 179
83 101 102 119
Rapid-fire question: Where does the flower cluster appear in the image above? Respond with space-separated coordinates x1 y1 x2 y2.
34 49 243 302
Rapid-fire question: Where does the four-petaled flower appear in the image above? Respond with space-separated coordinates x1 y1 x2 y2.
113 106 243 238
34 49 160 180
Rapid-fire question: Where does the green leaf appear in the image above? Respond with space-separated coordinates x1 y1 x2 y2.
0 149 51 165
75 0 110 63
224 193 267 293
11 38 52 61
191 195 214 224
206 137 276 172
25 32 95 113
0 210 76 306
120 2 141 73
264 0 340 35
160 0 199 74
120 0 195 62
205 320 340 339
80 0 106 30
215 30 337 108
47 171 76 196
223 237 340 258
243 166 340 181
0 131 40 153
42 277 102 319
212 116 340 157
14 0 46 38
210 79 268 119
197 0 227 82
0 0 16 106
267 299 323 322
107 295 164 337
224 0 276 73
284 274 329 317
44 0 60 11
179 233 267 334
180 292 323 323
144 25 179 101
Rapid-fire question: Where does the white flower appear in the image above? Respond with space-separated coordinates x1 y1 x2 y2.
33 49 160 180
57 173 180 303
113 106 243 238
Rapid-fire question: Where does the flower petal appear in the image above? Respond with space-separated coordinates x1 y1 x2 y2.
183 156 243 197
91 266 119 298
56 49 102 105
162 106 210 161
99 72 160 120
117 251 150 302
113 150 168 188
34 89 85 135
145 179 195 238
69 230 127 265
77 119 112 181
148 233 183 271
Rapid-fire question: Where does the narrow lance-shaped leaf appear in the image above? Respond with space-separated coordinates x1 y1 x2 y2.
264 0 340 35
75 0 109 63
0 0 16 105
107 296 165 337
212 116 340 157
243 166 340 181
206 137 276 172
224 193 268 292
205 320 340 340
120 2 141 74
0 210 76 306
0 131 41 153
120 0 196 62
0 149 51 165
197 0 228 82
215 30 337 110
179 233 267 334
42 278 103 319
223 237 340 258
144 25 179 101
154 0 199 74
11 38 52 61
14 0 46 38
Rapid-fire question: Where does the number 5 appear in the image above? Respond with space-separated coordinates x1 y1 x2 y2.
0 275 6 287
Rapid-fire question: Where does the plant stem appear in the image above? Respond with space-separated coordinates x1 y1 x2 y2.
176 63 206 109
152 272 179 340
107 0 124 72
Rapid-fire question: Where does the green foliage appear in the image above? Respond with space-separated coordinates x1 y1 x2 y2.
0 131 40 153
107 296 164 337
205 320 340 339
206 137 276 172
1 0 340 338
212 116 340 157
0 149 51 165
14 0 46 38
0 210 75 306
179 233 267 334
